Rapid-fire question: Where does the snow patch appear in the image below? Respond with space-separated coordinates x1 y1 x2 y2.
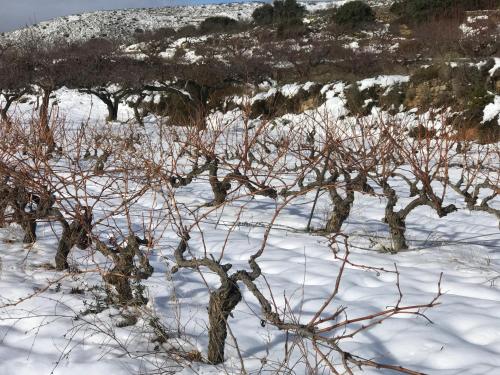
483 96 500 124
358 75 409 91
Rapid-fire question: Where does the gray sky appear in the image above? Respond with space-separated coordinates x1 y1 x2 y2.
0 0 237 33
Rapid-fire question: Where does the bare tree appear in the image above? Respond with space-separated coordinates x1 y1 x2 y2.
372 114 458 251
0 46 33 123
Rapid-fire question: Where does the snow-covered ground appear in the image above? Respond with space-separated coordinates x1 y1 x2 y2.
1 84 499 375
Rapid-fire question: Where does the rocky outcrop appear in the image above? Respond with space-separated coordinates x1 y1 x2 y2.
249 84 323 119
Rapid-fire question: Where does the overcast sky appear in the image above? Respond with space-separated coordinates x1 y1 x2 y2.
0 0 238 33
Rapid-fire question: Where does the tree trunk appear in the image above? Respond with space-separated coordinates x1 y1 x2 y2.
55 239 72 271
386 211 408 251
55 209 92 270
0 187 8 227
208 159 230 206
131 96 145 126
0 109 8 125
105 98 120 121
55 224 72 270
0 206 5 227
1 102 11 122
1 94 21 123
211 182 229 206
207 279 242 364
39 88 56 153
133 105 144 126
39 88 51 133
101 236 140 304
104 259 134 304
383 184 408 252
21 219 37 244
326 190 354 233
12 202 37 244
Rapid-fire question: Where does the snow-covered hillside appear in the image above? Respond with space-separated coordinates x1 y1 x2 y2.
0 1 393 44
0 3 262 44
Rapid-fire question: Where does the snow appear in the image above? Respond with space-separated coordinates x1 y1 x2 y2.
321 81 345 97
251 87 277 103
358 75 409 91
280 83 302 98
302 0 388 12
460 23 477 37
183 49 203 63
489 57 500 77
1 78 500 375
460 14 492 38
483 96 500 124
258 79 277 90
468 15 489 22
346 41 360 50
280 82 316 98
302 81 316 91
159 48 176 60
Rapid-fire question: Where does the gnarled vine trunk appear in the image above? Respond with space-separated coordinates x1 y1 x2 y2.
207 279 242 364
11 188 38 244
326 172 371 233
208 158 231 206
383 183 409 252
97 235 153 304
382 180 456 252
55 207 93 270
326 190 354 233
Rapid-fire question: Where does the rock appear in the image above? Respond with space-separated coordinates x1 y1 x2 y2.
250 84 323 119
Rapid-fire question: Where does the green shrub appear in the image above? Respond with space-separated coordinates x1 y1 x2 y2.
199 16 239 33
252 4 275 25
334 1 375 26
464 90 493 121
409 65 443 85
276 18 308 38
274 0 307 26
252 0 306 26
451 65 487 101
390 0 500 23
177 25 199 37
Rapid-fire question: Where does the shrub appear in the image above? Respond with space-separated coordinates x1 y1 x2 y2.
380 84 407 112
409 64 443 85
344 83 366 115
199 16 239 34
252 3 275 25
464 89 493 122
390 0 500 23
177 24 198 37
451 65 487 101
134 27 177 43
274 0 307 26
252 0 306 26
334 1 375 26
276 18 308 38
